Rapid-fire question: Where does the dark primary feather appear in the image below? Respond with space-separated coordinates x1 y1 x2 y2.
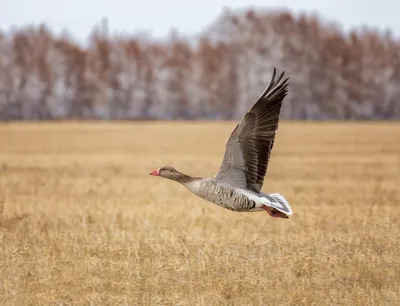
214 67 289 193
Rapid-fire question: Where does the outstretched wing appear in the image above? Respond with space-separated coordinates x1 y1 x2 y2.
214 68 289 193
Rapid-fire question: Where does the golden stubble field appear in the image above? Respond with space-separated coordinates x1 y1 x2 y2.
0 121 399 306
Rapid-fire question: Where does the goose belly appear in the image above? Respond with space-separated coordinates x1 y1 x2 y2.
189 181 263 212
208 190 264 212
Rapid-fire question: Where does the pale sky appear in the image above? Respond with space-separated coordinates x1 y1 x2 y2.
1 0 399 44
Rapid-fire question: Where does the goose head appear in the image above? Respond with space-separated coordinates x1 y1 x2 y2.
149 165 186 182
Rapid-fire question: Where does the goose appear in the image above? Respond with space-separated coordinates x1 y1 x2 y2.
149 68 292 219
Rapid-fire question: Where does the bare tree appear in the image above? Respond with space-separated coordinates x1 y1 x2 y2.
0 9 399 120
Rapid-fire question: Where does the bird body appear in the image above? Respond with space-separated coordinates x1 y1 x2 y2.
149 68 293 219
183 178 257 212
182 178 291 216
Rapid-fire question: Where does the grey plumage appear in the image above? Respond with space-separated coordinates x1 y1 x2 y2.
183 178 257 212
215 68 289 194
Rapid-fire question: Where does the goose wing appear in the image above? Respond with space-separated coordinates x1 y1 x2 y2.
214 68 289 193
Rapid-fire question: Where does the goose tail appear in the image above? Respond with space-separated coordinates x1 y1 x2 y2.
263 193 293 216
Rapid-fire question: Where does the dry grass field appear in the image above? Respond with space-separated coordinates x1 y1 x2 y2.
0 121 399 306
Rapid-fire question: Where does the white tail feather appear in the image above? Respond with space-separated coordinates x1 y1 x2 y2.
265 193 293 216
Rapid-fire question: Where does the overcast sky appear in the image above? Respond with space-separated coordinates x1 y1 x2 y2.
1 0 399 43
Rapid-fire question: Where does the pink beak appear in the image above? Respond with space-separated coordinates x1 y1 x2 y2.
149 169 160 176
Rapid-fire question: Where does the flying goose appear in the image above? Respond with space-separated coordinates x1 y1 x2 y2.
149 68 292 219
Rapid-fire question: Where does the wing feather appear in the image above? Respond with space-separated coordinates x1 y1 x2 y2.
214 67 289 193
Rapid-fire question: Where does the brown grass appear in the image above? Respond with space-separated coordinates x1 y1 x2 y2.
0 121 399 306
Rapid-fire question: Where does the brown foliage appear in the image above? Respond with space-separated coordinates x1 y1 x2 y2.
0 9 399 120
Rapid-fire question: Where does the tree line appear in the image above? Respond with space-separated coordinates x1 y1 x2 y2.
0 8 399 120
